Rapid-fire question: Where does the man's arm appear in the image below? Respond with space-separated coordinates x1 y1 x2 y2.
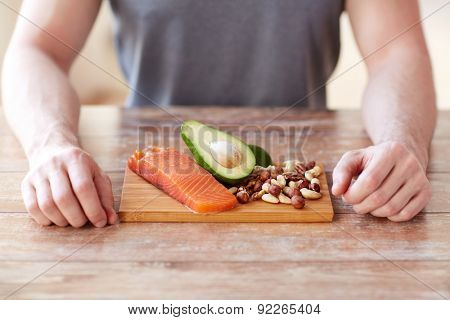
2 0 118 227
332 0 436 221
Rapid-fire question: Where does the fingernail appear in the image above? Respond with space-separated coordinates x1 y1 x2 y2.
107 207 120 225
95 219 107 228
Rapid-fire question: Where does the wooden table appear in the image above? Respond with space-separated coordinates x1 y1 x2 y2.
0 106 449 299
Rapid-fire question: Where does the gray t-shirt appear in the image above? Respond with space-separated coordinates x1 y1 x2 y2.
109 0 343 108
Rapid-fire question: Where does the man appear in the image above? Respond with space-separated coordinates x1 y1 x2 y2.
2 0 435 227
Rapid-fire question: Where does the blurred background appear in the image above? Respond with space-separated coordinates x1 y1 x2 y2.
0 0 449 109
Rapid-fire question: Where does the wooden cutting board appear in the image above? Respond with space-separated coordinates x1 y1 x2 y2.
119 164 334 223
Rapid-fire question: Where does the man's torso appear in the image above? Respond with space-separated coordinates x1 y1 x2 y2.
109 0 343 107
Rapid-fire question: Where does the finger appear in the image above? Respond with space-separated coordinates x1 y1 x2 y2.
370 177 421 218
388 188 431 222
352 163 409 214
49 172 88 228
21 181 52 226
332 150 364 196
35 180 69 227
343 151 395 204
93 169 119 225
67 162 107 227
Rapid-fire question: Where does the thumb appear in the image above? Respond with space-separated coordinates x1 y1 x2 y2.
93 168 119 225
332 150 364 196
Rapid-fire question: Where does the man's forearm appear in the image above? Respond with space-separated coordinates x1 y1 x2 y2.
2 45 81 163
362 52 436 169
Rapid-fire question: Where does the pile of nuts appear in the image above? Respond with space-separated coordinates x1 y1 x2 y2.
228 160 323 210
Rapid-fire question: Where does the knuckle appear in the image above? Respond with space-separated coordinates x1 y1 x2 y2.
343 150 358 160
364 174 380 190
24 200 39 213
47 157 60 169
371 190 388 206
389 141 406 155
342 194 356 205
25 171 41 184
21 178 30 191
404 155 418 170
393 211 416 222
64 147 82 159
40 198 55 212
74 180 92 194
54 192 72 207
383 202 400 217
78 152 92 166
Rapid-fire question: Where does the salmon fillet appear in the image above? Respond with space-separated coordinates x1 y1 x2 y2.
128 147 237 213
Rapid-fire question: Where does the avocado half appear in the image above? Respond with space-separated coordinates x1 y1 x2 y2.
247 144 273 167
181 120 256 185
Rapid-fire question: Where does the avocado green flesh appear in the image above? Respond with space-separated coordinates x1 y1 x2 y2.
181 120 256 185
248 144 273 167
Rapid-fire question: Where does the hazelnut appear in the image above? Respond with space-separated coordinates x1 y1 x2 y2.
310 183 320 193
275 166 284 174
283 186 294 198
259 170 270 181
268 185 282 197
253 180 263 192
291 195 305 209
236 191 250 204
246 180 256 189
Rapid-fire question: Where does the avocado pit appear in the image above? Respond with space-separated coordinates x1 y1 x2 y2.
209 140 242 169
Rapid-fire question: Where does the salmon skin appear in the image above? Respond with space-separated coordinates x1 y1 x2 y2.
128 147 237 213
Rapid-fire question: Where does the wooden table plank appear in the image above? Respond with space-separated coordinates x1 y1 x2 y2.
1 260 448 299
1 212 449 262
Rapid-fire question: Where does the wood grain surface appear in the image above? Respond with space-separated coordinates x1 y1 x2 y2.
119 164 334 222
0 106 449 300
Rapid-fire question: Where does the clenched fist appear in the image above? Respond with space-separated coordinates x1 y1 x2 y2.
21 146 118 227
332 141 431 222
